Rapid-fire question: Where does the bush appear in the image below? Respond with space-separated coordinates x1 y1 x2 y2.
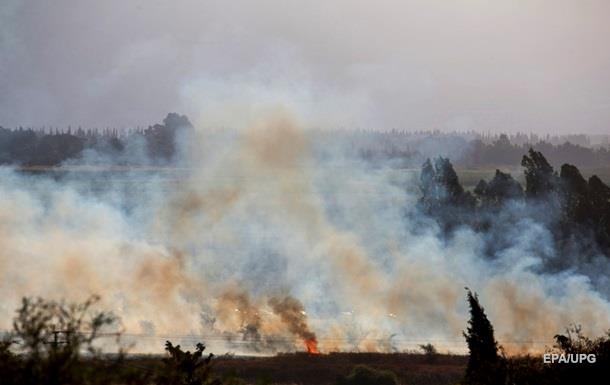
419 343 438 364
0 295 121 385
156 341 220 385
336 365 398 385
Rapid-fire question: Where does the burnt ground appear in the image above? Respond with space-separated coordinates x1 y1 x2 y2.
210 352 467 385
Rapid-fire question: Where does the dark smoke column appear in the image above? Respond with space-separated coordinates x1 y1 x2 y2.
269 296 319 354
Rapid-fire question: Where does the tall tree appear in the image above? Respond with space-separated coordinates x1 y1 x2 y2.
521 148 559 199
418 157 475 232
474 169 523 207
463 289 504 385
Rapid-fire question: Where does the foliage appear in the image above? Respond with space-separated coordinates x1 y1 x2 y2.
462 289 505 385
420 149 610 259
156 341 221 385
418 343 437 356
461 293 610 385
419 157 476 232
0 296 233 385
546 324 610 385
336 365 398 385
521 148 560 199
0 337 20 385
418 343 438 364
0 295 122 385
0 112 193 166
462 134 610 169
553 324 609 356
474 169 523 207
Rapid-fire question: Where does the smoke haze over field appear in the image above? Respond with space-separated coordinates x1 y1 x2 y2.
1 109 609 354
2 0 610 133
2 0 610 356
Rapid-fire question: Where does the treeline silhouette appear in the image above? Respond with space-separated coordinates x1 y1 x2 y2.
2 114 610 168
462 134 610 168
0 113 193 166
419 148 610 261
313 130 610 168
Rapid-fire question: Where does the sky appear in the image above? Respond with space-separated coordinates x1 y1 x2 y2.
1 0 610 133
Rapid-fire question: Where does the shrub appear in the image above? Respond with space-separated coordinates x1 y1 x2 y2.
1 295 121 385
156 341 220 385
336 365 398 385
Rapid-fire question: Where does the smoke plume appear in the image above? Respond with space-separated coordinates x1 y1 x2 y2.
269 296 318 354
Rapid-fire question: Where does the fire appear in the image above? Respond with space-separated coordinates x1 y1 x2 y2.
305 338 319 354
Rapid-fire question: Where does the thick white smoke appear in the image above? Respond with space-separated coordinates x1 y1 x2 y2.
1 107 609 354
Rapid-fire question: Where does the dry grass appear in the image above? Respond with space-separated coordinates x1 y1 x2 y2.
176 352 464 385
116 352 466 385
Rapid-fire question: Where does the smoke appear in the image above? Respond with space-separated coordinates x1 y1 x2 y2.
4 1 610 134
269 296 318 353
1 107 610 355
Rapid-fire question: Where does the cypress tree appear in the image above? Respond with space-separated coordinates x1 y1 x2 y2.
463 288 504 385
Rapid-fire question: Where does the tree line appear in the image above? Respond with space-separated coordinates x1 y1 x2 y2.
317 130 610 168
0 113 193 166
419 148 610 261
461 134 610 168
2 115 610 169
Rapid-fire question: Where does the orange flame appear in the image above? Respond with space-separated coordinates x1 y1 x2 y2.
305 338 319 354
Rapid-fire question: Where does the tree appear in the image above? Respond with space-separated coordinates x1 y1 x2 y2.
163 113 193 132
418 343 438 363
521 148 559 199
588 175 610 252
560 164 591 224
0 338 19 385
418 157 475 232
463 289 504 385
551 325 610 385
420 157 468 206
474 169 523 207
145 113 194 162
6 295 120 385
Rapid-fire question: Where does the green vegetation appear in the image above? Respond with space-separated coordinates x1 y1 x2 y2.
462 289 505 385
0 296 221 385
1 295 120 385
0 113 192 166
336 365 398 385
157 341 220 385
420 149 610 258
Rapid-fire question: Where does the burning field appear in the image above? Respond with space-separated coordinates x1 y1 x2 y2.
1 109 610 360
3 2 610 383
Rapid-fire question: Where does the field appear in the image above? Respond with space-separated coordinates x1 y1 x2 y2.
120 352 468 385
16 164 610 188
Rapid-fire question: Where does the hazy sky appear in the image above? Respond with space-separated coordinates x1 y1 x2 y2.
1 0 610 133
